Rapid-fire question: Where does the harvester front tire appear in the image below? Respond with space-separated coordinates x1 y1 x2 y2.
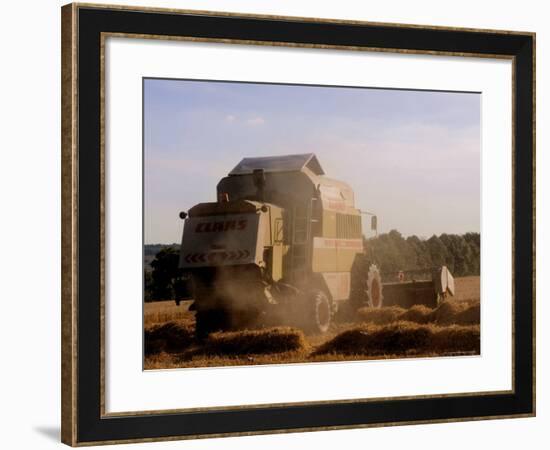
195 310 228 340
305 289 332 334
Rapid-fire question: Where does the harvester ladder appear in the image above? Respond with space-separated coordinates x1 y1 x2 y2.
289 202 312 284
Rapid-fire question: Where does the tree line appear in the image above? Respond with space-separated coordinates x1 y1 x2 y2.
144 231 480 301
367 230 480 278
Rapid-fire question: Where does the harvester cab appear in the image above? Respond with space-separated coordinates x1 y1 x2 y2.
178 153 454 338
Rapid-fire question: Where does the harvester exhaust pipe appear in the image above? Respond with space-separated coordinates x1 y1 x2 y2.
252 168 266 202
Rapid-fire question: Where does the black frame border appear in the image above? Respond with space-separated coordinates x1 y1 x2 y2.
63 3 535 445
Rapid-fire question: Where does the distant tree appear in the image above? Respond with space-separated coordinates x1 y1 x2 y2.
391 230 416 269
450 235 473 276
463 232 481 274
148 247 190 301
406 235 433 269
144 269 154 302
368 231 401 273
438 234 457 271
426 234 451 268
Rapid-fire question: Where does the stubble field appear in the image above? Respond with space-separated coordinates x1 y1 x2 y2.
144 276 480 370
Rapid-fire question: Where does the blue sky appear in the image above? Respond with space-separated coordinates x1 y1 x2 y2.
144 78 480 244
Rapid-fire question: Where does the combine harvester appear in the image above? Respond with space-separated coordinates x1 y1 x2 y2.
177 154 454 337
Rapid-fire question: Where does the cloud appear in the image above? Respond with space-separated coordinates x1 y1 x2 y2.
246 117 265 126
223 115 265 126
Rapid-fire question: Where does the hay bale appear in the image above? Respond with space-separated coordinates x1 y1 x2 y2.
315 322 480 356
314 328 371 355
357 306 405 325
315 322 431 356
432 325 480 353
432 300 468 325
456 298 481 307
365 322 432 354
144 321 195 354
453 303 480 325
144 338 166 356
399 305 434 324
204 327 306 355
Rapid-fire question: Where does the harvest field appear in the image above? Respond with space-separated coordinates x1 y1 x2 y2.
144 276 480 370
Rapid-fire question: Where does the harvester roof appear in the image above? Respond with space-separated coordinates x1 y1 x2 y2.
219 153 356 212
229 153 324 176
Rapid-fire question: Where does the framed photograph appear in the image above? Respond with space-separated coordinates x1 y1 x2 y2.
61 3 535 446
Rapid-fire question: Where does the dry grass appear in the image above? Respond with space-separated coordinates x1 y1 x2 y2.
144 300 194 326
454 303 481 325
356 306 404 324
432 300 466 324
358 300 479 326
144 276 480 369
452 276 481 303
144 321 194 355
400 305 434 324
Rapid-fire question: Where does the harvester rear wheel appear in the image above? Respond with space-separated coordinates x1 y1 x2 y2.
367 264 383 308
304 289 332 334
349 255 384 310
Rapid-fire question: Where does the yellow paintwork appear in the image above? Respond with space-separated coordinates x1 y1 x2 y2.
311 244 361 273
322 211 337 237
311 247 337 272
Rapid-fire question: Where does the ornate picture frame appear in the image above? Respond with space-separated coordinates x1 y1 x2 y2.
61 3 535 445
